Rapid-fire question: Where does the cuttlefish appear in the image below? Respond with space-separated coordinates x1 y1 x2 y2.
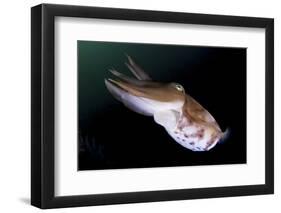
104 56 229 151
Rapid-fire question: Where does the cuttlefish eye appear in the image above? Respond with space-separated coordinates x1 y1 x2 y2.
172 83 185 92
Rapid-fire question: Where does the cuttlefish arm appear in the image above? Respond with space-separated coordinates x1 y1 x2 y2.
104 56 229 151
105 76 155 116
125 55 152 80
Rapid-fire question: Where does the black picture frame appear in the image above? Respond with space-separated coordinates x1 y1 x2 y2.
31 3 274 209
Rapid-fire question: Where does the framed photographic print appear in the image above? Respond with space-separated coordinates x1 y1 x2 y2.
31 3 274 209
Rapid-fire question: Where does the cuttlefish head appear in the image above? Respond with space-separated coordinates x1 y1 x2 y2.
105 55 187 130
105 69 186 119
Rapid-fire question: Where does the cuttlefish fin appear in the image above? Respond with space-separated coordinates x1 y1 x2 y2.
125 54 152 81
153 110 180 130
218 128 231 144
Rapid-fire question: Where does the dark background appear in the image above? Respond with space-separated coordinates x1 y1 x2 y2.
78 41 246 170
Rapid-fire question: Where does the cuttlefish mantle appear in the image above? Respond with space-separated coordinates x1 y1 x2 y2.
104 55 229 151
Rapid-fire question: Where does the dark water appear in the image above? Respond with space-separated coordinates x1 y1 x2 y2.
78 40 246 170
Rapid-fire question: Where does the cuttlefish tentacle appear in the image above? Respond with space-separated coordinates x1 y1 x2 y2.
104 55 229 151
125 54 152 80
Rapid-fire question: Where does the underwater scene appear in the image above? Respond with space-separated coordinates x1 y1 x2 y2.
78 40 246 170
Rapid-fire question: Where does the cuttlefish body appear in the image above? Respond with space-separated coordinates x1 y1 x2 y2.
104 56 229 151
